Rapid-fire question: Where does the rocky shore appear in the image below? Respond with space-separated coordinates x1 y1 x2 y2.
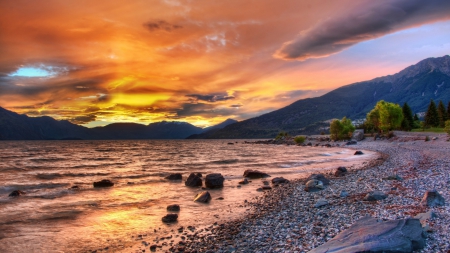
127 131 449 253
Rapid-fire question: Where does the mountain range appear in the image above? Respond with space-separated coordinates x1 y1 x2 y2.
1 55 449 140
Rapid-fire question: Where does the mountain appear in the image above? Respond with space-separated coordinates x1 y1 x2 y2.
202 118 238 132
208 55 450 138
186 118 238 139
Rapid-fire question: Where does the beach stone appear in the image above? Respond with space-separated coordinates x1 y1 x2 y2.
334 166 348 177
354 150 364 155
165 173 182 180
256 187 263 192
363 191 387 201
238 178 249 185
307 174 330 185
262 186 272 190
309 216 425 253
346 140 357 145
194 191 211 203
205 173 225 188
382 174 403 181
271 177 289 184
352 130 365 141
150 245 157 251
8 190 25 197
162 214 178 223
93 179 114 188
304 179 324 192
420 190 445 207
243 170 270 178
185 173 203 187
195 172 202 178
262 181 269 186
340 190 349 198
314 198 328 208
167 204 180 212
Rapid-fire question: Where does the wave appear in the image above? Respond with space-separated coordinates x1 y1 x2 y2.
211 159 239 164
0 183 71 194
36 172 111 180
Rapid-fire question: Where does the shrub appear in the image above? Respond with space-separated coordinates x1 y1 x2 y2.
275 131 289 140
445 120 450 135
366 100 403 132
294 136 306 144
330 117 355 141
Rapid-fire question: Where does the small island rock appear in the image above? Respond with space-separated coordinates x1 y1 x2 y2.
185 173 202 187
8 190 26 197
205 173 225 188
334 166 348 177
93 179 114 188
167 204 180 212
162 214 178 223
165 173 182 180
354 151 364 155
243 170 270 178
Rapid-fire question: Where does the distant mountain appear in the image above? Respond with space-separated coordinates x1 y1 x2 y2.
0 108 203 140
208 55 450 138
186 118 238 139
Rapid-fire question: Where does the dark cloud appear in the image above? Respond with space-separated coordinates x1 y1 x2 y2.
275 0 450 61
69 114 97 124
176 103 238 117
186 93 235 103
229 104 242 108
144 20 182 32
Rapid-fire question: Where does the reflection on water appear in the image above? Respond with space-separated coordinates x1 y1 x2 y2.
0 140 376 252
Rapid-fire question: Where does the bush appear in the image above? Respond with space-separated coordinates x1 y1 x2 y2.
330 117 355 141
445 120 450 135
275 131 289 140
294 136 306 144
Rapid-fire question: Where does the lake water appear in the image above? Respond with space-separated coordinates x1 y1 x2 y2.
0 140 376 252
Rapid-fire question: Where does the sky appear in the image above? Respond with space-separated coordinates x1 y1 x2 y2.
1 0 450 128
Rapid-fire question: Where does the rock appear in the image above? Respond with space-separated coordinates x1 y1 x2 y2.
309 216 425 253
363 191 387 201
185 173 203 187
165 173 182 180
271 177 290 184
238 178 249 185
307 142 312 146
414 210 438 221
354 150 364 155
70 185 80 189
382 174 403 181
150 245 157 251
340 190 349 198
307 174 330 185
420 190 445 207
314 198 328 208
262 181 269 186
194 191 211 203
93 179 114 188
167 204 180 212
243 170 270 178
195 172 202 178
304 179 324 192
162 214 178 223
373 133 381 141
352 130 365 141
8 190 25 197
227 142 234 145
205 173 225 188
334 166 348 177
346 140 357 145
256 187 263 192
262 186 272 190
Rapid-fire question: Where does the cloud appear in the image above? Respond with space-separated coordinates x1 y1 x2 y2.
186 93 235 103
70 114 97 124
274 0 450 61
144 20 183 32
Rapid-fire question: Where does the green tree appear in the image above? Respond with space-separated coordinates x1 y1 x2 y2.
366 100 403 132
445 120 450 135
401 102 414 131
447 102 450 123
413 114 419 121
424 99 439 128
330 117 355 141
437 100 447 128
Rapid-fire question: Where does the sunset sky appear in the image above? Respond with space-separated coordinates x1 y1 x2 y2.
1 0 450 128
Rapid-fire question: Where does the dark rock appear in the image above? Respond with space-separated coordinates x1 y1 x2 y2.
314 198 328 208
346 140 357 145
307 142 312 146
334 166 348 177
271 177 290 184
8 190 25 197
262 181 269 186
150 245 157 251
167 204 180 212
238 178 249 185
363 191 387 201
307 174 330 185
421 190 445 207
165 173 182 180
227 142 234 145
354 150 364 155
382 174 403 181
243 170 270 178
304 179 324 192
262 186 272 190
162 214 178 223
185 173 202 187
93 179 114 188
194 191 211 203
309 216 425 253
256 187 263 192
195 172 202 178
70 185 80 189
340 190 349 198
205 173 225 188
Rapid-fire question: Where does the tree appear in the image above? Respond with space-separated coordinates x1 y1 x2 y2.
447 102 450 123
424 99 439 128
445 120 450 135
366 100 403 132
437 100 447 128
401 102 414 131
330 117 355 141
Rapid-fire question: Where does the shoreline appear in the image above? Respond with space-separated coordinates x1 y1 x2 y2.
121 131 449 253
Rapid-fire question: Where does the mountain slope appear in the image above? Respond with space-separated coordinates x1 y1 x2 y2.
186 118 238 139
209 55 450 138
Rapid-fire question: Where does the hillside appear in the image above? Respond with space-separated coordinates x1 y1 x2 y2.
208 55 450 138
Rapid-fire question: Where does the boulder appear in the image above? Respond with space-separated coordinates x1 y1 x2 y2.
304 179 324 192
420 190 445 207
352 130 365 141
8 190 25 197
307 174 330 185
334 167 348 177
93 179 114 188
185 173 202 187
165 173 182 180
363 191 387 201
238 178 249 185
167 204 180 212
205 173 225 188
309 216 425 253
194 191 211 203
195 172 202 178
243 170 270 178
271 177 289 184
354 151 364 155
162 214 178 223
314 198 329 208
